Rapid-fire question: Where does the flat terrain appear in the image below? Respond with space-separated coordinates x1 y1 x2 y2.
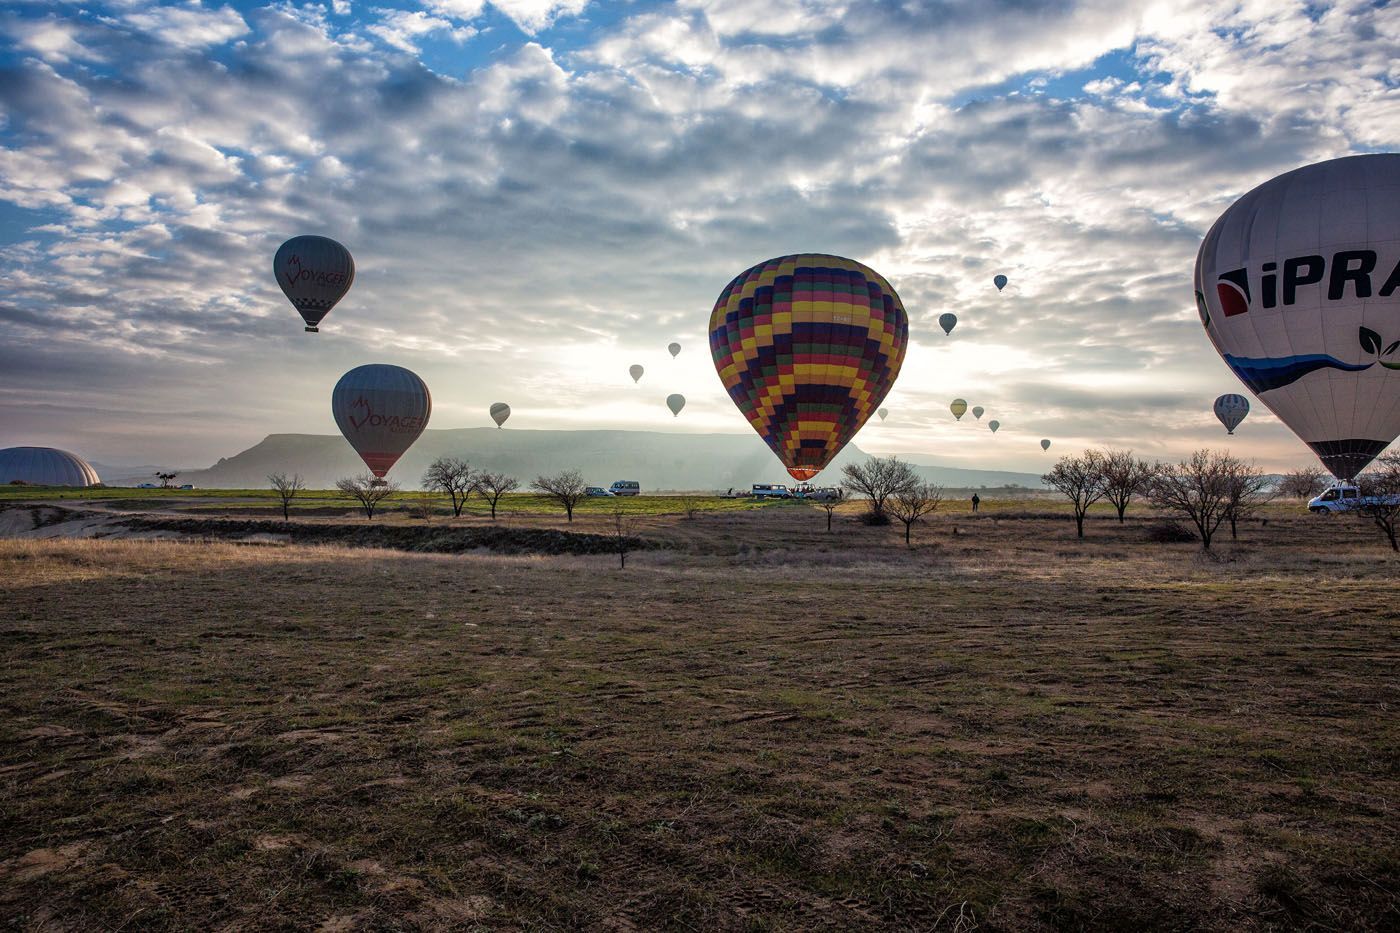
1 501 1396 930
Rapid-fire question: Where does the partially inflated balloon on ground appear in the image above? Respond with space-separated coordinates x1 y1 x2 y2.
1041 439 1051 451
950 398 967 421
1213 394 1249 435
939 313 957 336
629 364 644 383
710 254 908 481
668 342 681 358
972 406 984 420
988 420 1000 433
1195 154 1400 479
490 402 510 428
332 364 430 478
666 393 685 417
275 236 353 332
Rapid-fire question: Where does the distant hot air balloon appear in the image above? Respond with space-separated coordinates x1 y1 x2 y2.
994 274 1008 291
332 364 430 478
666 393 686 417
1040 439 1051 451
1213 394 1249 435
490 402 511 428
629 364 644 383
950 398 967 421
710 254 908 480
939 313 957 336
1197 154 1400 480
668 342 681 358
971 406 984 420
878 408 889 421
988 420 1000 433
274 236 354 332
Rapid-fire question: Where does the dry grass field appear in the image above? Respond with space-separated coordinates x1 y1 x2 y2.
1 502 1397 930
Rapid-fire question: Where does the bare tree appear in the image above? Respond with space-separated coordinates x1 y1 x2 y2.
1278 466 1328 501
336 474 399 519
1146 450 1240 550
886 482 944 547
409 492 437 522
1354 453 1400 552
422 456 475 517
267 472 304 520
816 497 841 532
678 494 700 520
532 469 588 522
841 456 918 519
1097 449 1156 522
1042 451 1108 539
155 471 180 489
1223 460 1275 540
610 507 636 568
476 471 519 521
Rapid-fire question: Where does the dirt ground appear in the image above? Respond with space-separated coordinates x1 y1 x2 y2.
1 503 1396 930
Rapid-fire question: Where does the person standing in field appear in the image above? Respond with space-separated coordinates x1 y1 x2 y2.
971 493 980 513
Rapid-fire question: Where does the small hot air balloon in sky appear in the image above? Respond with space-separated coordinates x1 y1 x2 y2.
1196 154 1400 480
1041 438 1051 451
490 402 511 428
710 254 908 480
332 364 430 478
939 313 957 336
950 398 968 421
666 393 686 417
972 406 984 420
668 342 681 358
275 236 354 332
994 274 1008 291
629 364 644 383
988 420 1000 433
1213 394 1249 435
878 407 889 421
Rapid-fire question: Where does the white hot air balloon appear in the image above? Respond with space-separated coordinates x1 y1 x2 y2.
666 393 686 417
971 406 984 420
988 420 1000 433
668 342 681 358
1196 154 1400 480
0 447 100 486
1040 439 1051 451
490 402 511 428
878 407 889 421
629 364 644 383
332 364 430 478
274 235 354 332
1213 394 1249 435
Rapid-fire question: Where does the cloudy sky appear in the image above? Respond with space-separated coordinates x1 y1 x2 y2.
1 0 1396 473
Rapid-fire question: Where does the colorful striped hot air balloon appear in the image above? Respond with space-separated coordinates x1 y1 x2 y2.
709 254 908 481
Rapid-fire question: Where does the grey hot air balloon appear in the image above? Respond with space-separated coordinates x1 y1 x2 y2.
938 313 957 336
950 398 968 421
1213 394 1249 435
0 447 100 486
994 274 1008 291
988 420 1000 433
490 402 511 428
274 235 354 332
629 364 644 383
972 406 984 420
332 364 430 478
1040 439 1052 451
666 393 686 417
668 342 681 358
878 407 889 421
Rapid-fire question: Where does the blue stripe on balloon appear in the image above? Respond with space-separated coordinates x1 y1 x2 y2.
1224 354 1372 393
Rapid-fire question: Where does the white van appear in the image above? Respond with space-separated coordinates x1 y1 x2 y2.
609 480 640 496
751 483 790 499
1308 483 1398 513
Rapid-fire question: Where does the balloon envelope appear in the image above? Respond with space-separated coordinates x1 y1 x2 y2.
988 420 1000 433
971 406 984 420
950 398 967 420
710 254 908 481
1040 439 1051 451
938 312 957 336
274 235 354 332
1213 394 1249 435
0 447 100 486
994 274 1008 291
332 364 430 478
629 364 644 383
490 402 511 428
878 407 888 421
666 393 685 417
668 342 681 358
1196 154 1400 479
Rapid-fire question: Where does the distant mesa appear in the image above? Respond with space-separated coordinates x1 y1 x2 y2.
0 447 101 487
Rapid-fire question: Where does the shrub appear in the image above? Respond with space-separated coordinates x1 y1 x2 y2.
1145 520 1196 543
858 511 891 526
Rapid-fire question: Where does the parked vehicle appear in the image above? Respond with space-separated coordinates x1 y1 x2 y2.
585 486 614 497
1308 483 1399 513
179 484 194 490
137 483 157 488
609 480 640 496
793 484 841 501
751 483 791 499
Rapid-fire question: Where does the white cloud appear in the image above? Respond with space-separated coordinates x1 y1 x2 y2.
121 2 250 49
368 8 475 52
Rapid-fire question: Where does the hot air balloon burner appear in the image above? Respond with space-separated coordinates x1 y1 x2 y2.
306 326 318 333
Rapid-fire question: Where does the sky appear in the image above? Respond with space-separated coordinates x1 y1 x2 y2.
1 0 1397 473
